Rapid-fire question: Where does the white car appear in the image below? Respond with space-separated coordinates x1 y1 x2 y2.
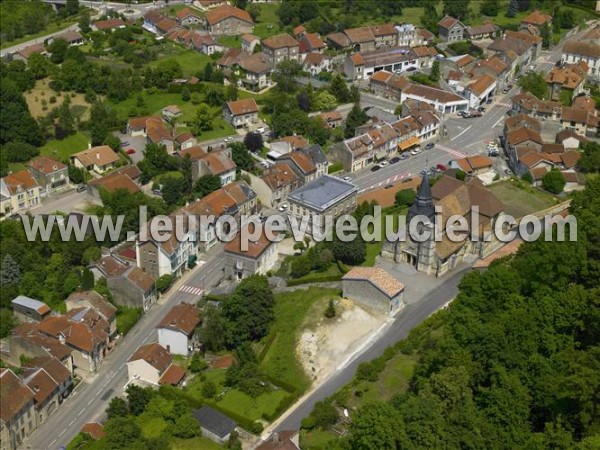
278 204 288 212
224 136 233 143
256 127 266 134
379 161 388 167
410 147 422 155
343 176 351 181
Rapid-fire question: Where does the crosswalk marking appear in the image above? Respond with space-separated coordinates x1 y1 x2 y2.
359 172 411 193
178 285 204 296
435 144 466 159
495 102 511 108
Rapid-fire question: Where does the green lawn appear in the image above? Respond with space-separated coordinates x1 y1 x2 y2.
172 437 223 450
260 288 341 392
150 47 213 78
138 416 168 439
217 35 242 49
116 307 142 335
39 131 90 161
361 242 382 267
301 429 344 450
488 180 557 219
253 3 284 39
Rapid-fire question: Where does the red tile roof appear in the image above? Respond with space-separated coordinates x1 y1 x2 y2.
88 172 140 194
206 5 253 26
81 423 105 440
93 18 125 30
159 364 186 386
28 156 66 174
73 146 119 168
343 267 405 298
522 10 552 26
262 34 299 49
158 303 201 336
224 224 277 259
0 370 34 423
226 98 258 116
2 169 38 195
129 343 172 373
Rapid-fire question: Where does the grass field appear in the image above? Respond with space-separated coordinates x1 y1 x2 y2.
488 179 557 218
172 437 223 450
150 46 213 78
254 3 284 39
39 131 90 161
260 288 341 392
138 415 168 440
24 79 92 119
116 307 142 335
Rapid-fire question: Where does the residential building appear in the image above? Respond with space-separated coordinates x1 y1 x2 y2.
224 226 279 279
192 406 237 445
520 10 552 32
556 129 588 149
242 33 260 53
157 303 201 355
504 30 543 59
250 162 300 208
22 356 73 425
469 56 511 89
261 34 300 66
127 343 186 387
504 113 542 135
205 5 253 35
11 296 51 323
391 116 421 152
326 32 352 51
175 132 197 150
162 105 182 122
0 369 36 450
92 18 126 32
257 431 301 450
237 52 273 92
369 71 411 101
342 267 405 316
70 146 119 174
87 171 140 198
278 150 318 184
303 52 330 76
511 91 562 120
90 254 157 311
345 46 438 81
176 7 203 26
298 33 326 56
401 83 469 115
287 176 358 235
190 32 219 55
455 155 494 175
395 24 417 47
65 291 117 338
546 62 587 101
0 170 41 217
465 22 500 40
27 156 68 197
223 98 259 129
560 106 598 137
464 74 497 108
437 15 465 43
178 147 236 185
487 32 539 68
12 43 47 62
52 31 84 46
562 38 600 78
301 144 328 178
319 110 343 129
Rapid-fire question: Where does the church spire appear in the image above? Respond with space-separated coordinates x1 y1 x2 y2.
407 171 435 224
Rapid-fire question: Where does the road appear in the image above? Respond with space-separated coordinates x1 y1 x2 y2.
274 265 470 432
22 246 225 450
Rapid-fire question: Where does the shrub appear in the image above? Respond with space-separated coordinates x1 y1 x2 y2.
156 274 175 293
324 299 336 318
395 188 416 207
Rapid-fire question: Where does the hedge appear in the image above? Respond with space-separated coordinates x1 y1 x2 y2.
261 393 298 422
286 274 343 287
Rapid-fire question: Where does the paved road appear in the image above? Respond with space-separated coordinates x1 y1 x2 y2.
22 247 225 450
273 265 470 432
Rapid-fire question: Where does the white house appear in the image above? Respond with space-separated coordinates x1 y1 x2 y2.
157 303 201 356
223 98 259 129
126 343 186 387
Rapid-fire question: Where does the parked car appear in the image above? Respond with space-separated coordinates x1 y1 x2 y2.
436 163 447 171
278 204 288 212
399 153 409 160
488 149 500 157
126 148 135 155
370 165 381 172
477 106 486 113
120 141 129 147
425 143 435 150
486 97 493 104
410 147 422 155
390 156 400 164
343 176 351 181
379 160 388 167
152 189 162 196
406 66 418 72
76 184 86 193
256 127 266 134
224 136 234 143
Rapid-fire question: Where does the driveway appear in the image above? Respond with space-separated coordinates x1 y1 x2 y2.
113 131 147 164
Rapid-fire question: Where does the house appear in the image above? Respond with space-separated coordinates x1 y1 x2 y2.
343 267 405 316
0 369 36 450
250 162 300 208
560 107 598 137
261 34 300 66
90 254 157 311
162 105 182 122
157 303 201 355
556 129 588 149
301 144 328 178
469 56 511 89
401 83 469 115
511 91 562 121
205 5 253 36
561 27 600 78
11 296 51 323
326 32 352 51
345 46 438 81
455 155 494 175
545 62 587 101
437 15 465 43
487 33 539 68
369 70 410 101
504 113 542 135
127 116 174 152
127 343 186 387
224 226 279 280
465 22 500 41
223 98 259 129
65 291 117 338
190 32 219 55
23 356 73 425
395 24 418 47
241 33 260 53
175 131 197 150
176 7 203 26
70 146 119 174
256 431 301 450
343 24 397 52
320 110 343 129
87 171 140 198
520 10 552 32
287 176 358 235
298 33 326 56
0 170 41 217
406 110 440 141
92 18 126 32
237 52 273 92
12 43 47 62
464 74 497 108
198 0 227 8
177 146 236 184
278 150 318 184
37 310 110 375
192 406 237 445
27 156 69 197
52 31 84 47
303 52 330 76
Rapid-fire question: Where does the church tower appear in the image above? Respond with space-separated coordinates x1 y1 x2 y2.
405 172 436 274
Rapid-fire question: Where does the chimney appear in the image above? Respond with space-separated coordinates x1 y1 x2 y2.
96 152 100 160
88 142 92 149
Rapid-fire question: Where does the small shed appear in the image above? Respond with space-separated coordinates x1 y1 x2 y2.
342 267 405 316
192 406 237 444
11 296 51 323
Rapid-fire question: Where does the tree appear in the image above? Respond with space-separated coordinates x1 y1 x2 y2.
329 75 351 104
161 176 186 207
521 172 534 184
395 189 416 207
194 104 213 132
27 52 52 79
205 86 225 107
193 174 221 198
181 87 191 102
189 352 208 373
324 299 336 318
297 89 312 112
155 274 175 293
81 267 95 290
78 10 91 33
203 63 214 82
226 83 238 101
106 397 129 419
326 234 366 265
1 142 39 163
313 91 337 111
244 131 264 153
273 59 303 92
306 117 330 145
65 0 79 16
0 309 16 339
421 2 440 33
0 254 20 285
48 38 69 64
104 416 141 449
348 402 406 450
126 384 152 416
344 103 369 139
172 415 201 438
480 0 500 16
578 142 600 173
542 169 566 194
222 275 275 347
311 401 339 429
518 72 549 100
429 60 441 83
56 96 76 139
200 305 227 352
230 142 254 172
201 379 217 398
443 0 470 20
506 0 518 18
540 22 552 48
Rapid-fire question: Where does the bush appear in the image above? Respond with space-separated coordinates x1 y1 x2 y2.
156 274 175 293
301 416 316 430
311 400 339 429
189 352 208 373
201 380 217 399
542 169 566 194
395 189 416 207
328 162 343 174
324 299 336 318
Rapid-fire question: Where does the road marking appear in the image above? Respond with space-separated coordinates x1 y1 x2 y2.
492 117 504 128
87 399 93 406
450 125 471 142
178 285 204 296
59 429 66 437
69 420 75 427
495 102 511 108
50 439 57 447
436 144 467 159
77 410 84 417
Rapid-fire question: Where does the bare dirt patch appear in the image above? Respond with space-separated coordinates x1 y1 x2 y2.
297 298 387 384
24 79 91 119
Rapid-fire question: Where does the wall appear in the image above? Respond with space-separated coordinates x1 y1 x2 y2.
342 279 404 316
127 360 159 386
158 328 189 356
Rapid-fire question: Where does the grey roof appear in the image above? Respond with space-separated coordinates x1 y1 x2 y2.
11 295 48 311
192 406 237 438
301 144 327 165
288 175 357 212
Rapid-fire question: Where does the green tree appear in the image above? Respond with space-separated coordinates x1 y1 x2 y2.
78 10 91 33
104 416 141 449
189 352 208 373
421 2 440 33
181 87 191 102
201 380 217 399
47 38 69 64
518 72 549 100
27 52 52 79
324 299 336 318
222 275 274 347
542 169 566 194
306 117 330 145
313 91 337 111
193 174 222 198
106 397 129 419
155 274 175 293
311 400 339 429
326 234 366 265
161 176 186 207
348 402 406 450
81 267 95 290
194 104 213 132
1 142 39 163
329 75 351 104
200 305 227 352
55 96 76 139
395 189 416 207
226 83 238 101
443 0 470 20
430 60 441 83
0 309 16 338
126 384 152 416
522 172 534 184
244 131 264 153
230 142 254 171
506 0 518 17
65 0 79 16
344 103 369 139
578 142 600 173
172 414 201 438
480 0 500 16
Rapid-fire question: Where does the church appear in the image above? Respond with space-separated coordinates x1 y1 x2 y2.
381 173 505 276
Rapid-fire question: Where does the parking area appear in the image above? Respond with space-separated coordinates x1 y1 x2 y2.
112 131 147 164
